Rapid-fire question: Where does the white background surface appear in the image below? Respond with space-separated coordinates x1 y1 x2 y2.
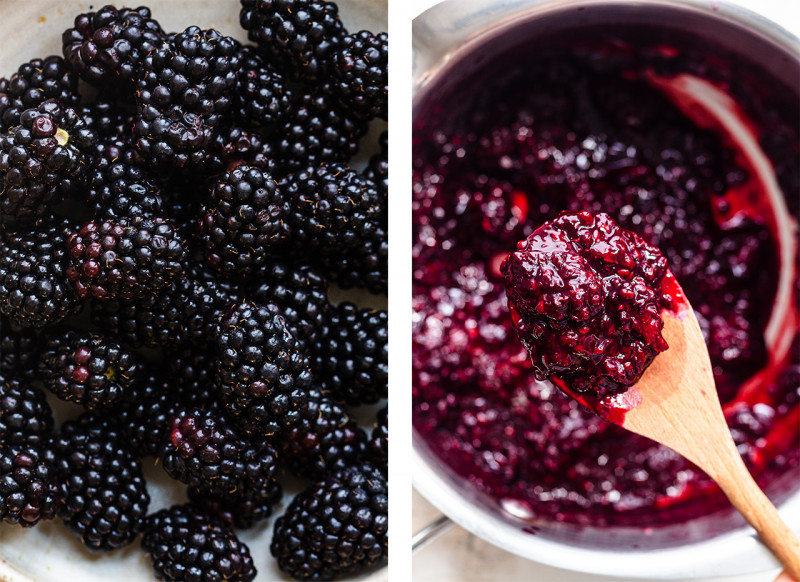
408 0 800 581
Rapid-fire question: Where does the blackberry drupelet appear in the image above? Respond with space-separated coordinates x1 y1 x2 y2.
78 98 135 141
0 56 80 131
0 100 97 222
85 137 166 219
331 31 388 121
0 379 53 447
216 301 313 436
0 219 82 328
271 464 388 581
142 504 257 582
312 302 387 405
276 89 368 172
368 407 387 473
235 46 292 129
187 478 283 529
283 163 382 256
317 220 387 294
199 165 289 277
278 388 366 480
62 5 165 91
204 125 284 177
66 216 186 301
161 409 280 497
135 27 240 172
0 316 40 375
239 0 346 82
38 331 140 411
54 414 150 551
363 130 388 200
90 264 239 348
251 261 330 350
0 445 59 527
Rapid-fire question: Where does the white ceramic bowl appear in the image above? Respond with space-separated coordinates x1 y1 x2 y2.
412 0 800 578
0 1 387 581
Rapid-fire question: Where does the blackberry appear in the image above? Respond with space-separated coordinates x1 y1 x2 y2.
0 445 60 527
161 409 280 501
38 331 140 411
240 0 346 82
142 504 257 582
368 407 388 473
0 56 80 131
204 125 284 177
78 99 135 141
278 388 366 480
283 163 382 257
331 31 388 121
0 220 82 328
317 220 387 294
216 301 313 436
90 265 239 348
0 100 98 222
55 414 150 551
0 379 53 447
199 165 289 277
85 137 166 219
251 261 330 350
187 477 283 529
235 46 292 129
276 89 368 172
0 316 40 375
135 27 240 172
66 216 186 301
62 5 165 91
312 302 387 405
271 464 388 581
363 130 388 200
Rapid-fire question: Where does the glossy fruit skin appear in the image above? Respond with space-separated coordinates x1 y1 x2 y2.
271 464 388 581
0 379 52 447
0 445 60 528
142 504 257 582
331 31 388 120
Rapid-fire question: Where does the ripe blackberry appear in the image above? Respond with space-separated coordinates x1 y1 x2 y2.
142 504 257 582
216 301 313 436
235 46 292 129
91 265 240 348
62 5 165 91
239 0 346 82
251 261 330 350
0 379 53 447
363 130 388 200
78 98 135 141
368 407 388 473
278 388 366 480
38 331 140 411
0 220 82 328
85 137 166 219
135 27 240 172
276 89 368 172
312 302 387 405
332 31 388 121
317 220 387 294
0 100 97 222
161 409 280 498
283 163 382 257
199 165 290 277
66 216 186 301
204 125 284 177
0 56 80 131
55 414 149 550
187 479 283 529
271 464 388 581
0 445 59 527
0 316 40 375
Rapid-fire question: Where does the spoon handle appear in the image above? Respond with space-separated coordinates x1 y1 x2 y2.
707 440 800 580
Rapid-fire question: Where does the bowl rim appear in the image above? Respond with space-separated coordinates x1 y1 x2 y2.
411 0 800 577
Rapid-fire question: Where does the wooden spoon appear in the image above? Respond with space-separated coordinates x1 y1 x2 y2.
553 278 800 579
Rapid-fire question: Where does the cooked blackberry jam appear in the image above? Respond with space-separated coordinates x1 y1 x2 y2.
412 25 800 529
502 211 672 397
